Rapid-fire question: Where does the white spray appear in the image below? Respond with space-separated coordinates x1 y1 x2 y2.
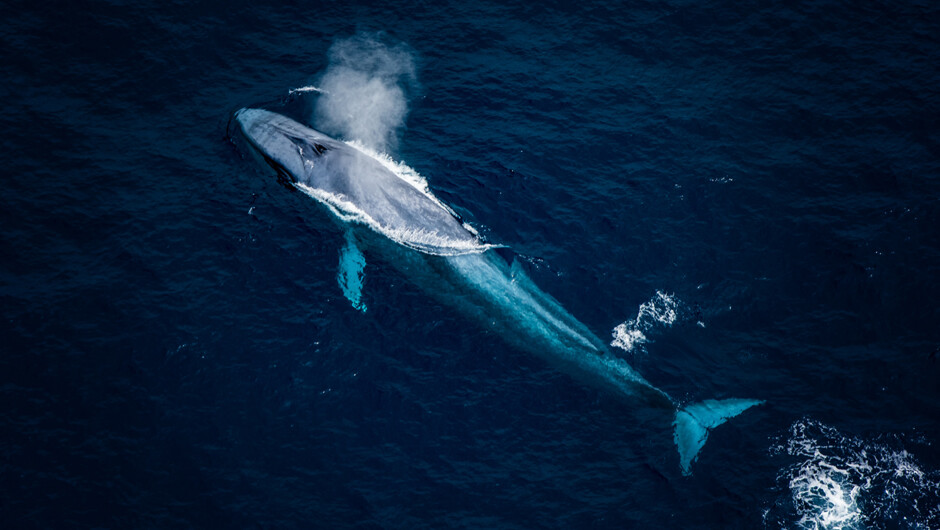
312 33 417 154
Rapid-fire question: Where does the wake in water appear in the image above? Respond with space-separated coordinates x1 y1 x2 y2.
765 419 940 530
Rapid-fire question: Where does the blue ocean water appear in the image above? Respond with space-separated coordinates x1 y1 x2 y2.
2 0 939 528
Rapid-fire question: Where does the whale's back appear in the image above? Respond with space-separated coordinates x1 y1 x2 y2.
307 145 480 252
236 108 485 255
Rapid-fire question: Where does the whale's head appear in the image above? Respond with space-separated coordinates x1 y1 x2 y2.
234 108 332 183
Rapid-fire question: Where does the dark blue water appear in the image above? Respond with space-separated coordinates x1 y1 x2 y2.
2 1 939 528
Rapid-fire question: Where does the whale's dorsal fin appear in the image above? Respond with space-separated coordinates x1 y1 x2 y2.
338 231 367 312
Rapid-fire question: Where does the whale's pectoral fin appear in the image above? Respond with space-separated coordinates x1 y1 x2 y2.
674 398 763 475
337 231 367 312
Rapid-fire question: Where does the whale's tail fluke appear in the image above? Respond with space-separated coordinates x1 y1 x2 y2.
674 398 763 475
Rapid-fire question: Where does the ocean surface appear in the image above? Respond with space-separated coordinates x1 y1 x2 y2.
2 0 939 528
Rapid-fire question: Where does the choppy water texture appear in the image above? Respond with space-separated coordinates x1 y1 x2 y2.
2 1 939 528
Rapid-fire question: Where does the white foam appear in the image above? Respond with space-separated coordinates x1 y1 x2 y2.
610 291 679 353
768 419 940 530
344 140 433 196
295 180 496 257
611 325 648 352
789 462 864 529
344 140 481 233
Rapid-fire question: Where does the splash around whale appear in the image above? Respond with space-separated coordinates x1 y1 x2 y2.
234 107 763 475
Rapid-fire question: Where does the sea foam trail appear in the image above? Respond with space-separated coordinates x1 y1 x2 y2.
766 419 940 530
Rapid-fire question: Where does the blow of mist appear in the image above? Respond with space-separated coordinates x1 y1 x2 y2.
313 33 417 154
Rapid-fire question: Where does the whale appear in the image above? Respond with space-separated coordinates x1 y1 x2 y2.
233 107 763 475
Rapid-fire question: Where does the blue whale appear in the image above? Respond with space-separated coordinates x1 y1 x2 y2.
234 108 762 475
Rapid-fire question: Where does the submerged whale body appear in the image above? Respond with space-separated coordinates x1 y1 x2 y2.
234 107 762 475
